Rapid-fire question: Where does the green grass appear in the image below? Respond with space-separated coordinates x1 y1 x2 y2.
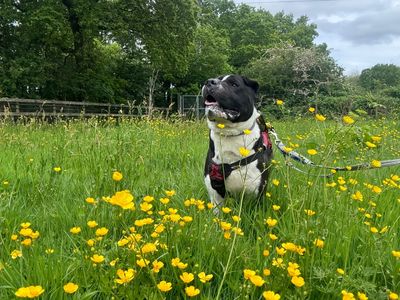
0 116 399 299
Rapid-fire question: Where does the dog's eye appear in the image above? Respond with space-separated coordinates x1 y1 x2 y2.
231 82 239 87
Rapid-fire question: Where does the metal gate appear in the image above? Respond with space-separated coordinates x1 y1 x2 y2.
178 95 205 120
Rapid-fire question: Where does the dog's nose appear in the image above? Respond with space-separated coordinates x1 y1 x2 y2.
205 78 220 87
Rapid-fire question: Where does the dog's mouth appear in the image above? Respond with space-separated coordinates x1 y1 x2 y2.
204 94 218 107
203 94 240 122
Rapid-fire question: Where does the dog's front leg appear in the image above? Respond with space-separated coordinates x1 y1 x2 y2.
204 175 224 214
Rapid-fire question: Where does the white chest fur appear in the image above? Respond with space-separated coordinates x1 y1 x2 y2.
208 108 263 194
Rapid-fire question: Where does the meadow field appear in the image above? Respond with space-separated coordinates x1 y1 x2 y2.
0 115 399 299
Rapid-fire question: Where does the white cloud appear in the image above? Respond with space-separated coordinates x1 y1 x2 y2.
234 0 400 74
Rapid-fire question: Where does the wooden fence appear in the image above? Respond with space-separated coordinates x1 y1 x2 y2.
0 98 171 119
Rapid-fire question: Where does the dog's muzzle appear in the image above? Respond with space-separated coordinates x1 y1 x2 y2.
205 105 240 122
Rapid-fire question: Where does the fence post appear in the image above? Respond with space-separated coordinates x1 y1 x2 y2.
196 95 200 120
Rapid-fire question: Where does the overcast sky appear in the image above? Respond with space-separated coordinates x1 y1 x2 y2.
234 0 400 75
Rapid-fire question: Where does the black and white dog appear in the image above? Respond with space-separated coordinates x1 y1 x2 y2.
202 75 273 210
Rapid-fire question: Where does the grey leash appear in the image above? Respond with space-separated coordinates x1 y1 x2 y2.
268 126 400 177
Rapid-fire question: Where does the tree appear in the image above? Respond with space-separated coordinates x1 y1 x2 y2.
359 64 400 91
177 24 232 94
244 43 343 107
198 0 318 71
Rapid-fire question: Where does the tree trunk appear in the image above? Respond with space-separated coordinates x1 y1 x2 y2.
148 69 159 117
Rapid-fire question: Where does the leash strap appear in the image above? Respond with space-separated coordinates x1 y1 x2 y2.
268 126 400 174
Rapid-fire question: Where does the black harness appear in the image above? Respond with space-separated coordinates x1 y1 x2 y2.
208 116 272 197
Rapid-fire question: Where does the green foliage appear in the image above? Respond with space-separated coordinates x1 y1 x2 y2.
245 43 344 107
0 0 321 103
1 0 397 114
359 64 400 91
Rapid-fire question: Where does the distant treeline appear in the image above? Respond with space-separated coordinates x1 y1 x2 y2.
1 0 399 116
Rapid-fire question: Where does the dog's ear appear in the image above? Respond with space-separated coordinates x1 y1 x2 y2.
242 76 259 93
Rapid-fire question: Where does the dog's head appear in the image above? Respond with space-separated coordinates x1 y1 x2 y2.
202 74 259 123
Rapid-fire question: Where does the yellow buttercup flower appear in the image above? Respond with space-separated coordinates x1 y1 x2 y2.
108 190 135 210
20 222 31 228
307 149 317 155
85 197 97 204
351 191 363 201
282 146 293 152
136 258 150 268
157 281 172 292
217 123 225 129
272 258 284 268
265 217 278 227
87 220 98 228
90 254 105 264
272 205 280 211
371 135 382 142
263 268 271 276
315 114 326 121
143 195 155 202
314 239 324 248
216 220 230 231
304 209 316 216
389 292 399 300
165 190 176 197
221 207 232 214
70 227 81 234
160 197 170 204
392 250 400 258
198 272 213 283
341 290 355 300
291 276 305 287
243 129 252 135
171 257 187 269
152 260 164 273
276 99 284 105
19 228 33 237
63 282 79 294
140 202 153 212
269 233 278 241
272 179 280 186
115 268 135 284
357 292 368 300
371 160 381 168
336 268 345 275
342 115 355 125
308 107 315 113
21 238 32 247
249 275 265 287
243 269 256 280
239 147 251 157
112 171 123 181
15 286 44 298
232 215 241 222
141 242 157 254
180 272 194 284
185 286 200 297
287 265 301 277
53 166 62 173
370 227 379 233
263 290 281 300
11 249 22 259
365 141 377 148
95 227 109 236
371 186 382 194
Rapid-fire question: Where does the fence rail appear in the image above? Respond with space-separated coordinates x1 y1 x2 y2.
0 98 171 119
